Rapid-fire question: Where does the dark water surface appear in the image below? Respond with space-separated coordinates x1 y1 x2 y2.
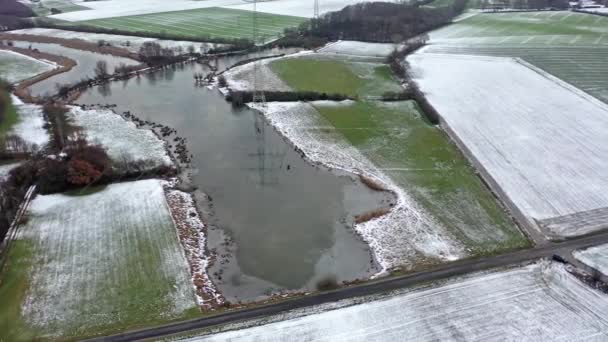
76 51 392 301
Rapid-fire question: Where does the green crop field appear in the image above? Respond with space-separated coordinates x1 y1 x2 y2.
269 58 403 98
426 11 608 103
431 11 608 45
0 89 18 137
0 180 199 341
75 7 307 41
313 101 528 254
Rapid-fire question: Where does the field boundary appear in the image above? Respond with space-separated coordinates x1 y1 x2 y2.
0 185 36 272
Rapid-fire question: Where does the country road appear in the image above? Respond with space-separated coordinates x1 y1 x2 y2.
88 230 608 342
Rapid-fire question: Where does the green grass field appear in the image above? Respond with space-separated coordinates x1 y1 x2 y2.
427 11 608 103
0 89 18 137
269 58 403 98
431 11 608 45
75 7 307 41
0 180 199 341
314 101 528 253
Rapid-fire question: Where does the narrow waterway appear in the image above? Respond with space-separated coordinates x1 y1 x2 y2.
74 51 394 301
11 41 139 98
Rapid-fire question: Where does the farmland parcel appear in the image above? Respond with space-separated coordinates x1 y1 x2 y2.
425 11 608 103
75 7 306 41
0 179 199 340
407 53 608 238
181 262 608 341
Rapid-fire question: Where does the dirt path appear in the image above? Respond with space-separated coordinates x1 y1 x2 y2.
0 33 141 61
0 46 76 103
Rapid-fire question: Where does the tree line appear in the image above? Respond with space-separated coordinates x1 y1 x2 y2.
299 0 469 43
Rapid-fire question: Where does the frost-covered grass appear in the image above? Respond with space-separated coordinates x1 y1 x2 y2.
0 162 19 181
223 55 292 92
253 101 466 272
430 11 608 46
424 45 608 104
68 107 172 173
4 96 49 151
75 7 306 41
182 262 608 341
574 244 608 276
314 101 526 254
30 0 90 16
407 53 608 237
8 28 223 54
0 50 56 84
269 58 402 98
426 11 608 103
0 179 199 340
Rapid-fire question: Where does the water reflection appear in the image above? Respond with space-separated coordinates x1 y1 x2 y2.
77 50 393 301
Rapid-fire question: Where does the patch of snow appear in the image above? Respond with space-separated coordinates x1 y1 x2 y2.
0 163 19 181
68 106 172 173
0 49 56 83
223 55 291 92
8 96 50 150
8 28 223 54
407 53 608 238
574 244 608 276
580 7 608 13
18 179 198 336
318 40 403 58
182 261 608 341
164 187 224 309
249 101 465 274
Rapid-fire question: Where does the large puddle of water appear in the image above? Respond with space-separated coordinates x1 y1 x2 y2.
72 50 394 301
12 41 139 98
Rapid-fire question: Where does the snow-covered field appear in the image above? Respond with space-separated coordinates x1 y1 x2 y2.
318 41 403 58
250 101 465 273
575 244 608 276
0 163 19 181
223 56 291 92
580 7 608 14
407 53 608 238
0 50 56 83
183 262 608 341
8 28 222 54
50 0 368 21
68 107 172 172
222 0 369 18
7 96 50 151
15 179 198 337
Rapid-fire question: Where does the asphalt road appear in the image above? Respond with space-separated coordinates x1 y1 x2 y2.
87 229 608 342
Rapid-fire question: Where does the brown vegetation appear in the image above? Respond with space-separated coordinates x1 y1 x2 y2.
315 275 339 291
0 33 141 61
358 174 388 192
354 207 391 224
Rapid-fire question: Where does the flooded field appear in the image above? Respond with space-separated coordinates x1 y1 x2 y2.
77 55 394 301
11 41 139 97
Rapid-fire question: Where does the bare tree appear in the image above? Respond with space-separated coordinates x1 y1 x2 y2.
95 60 109 79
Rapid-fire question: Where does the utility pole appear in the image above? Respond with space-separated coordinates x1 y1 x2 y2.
248 0 285 186
314 0 320 20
